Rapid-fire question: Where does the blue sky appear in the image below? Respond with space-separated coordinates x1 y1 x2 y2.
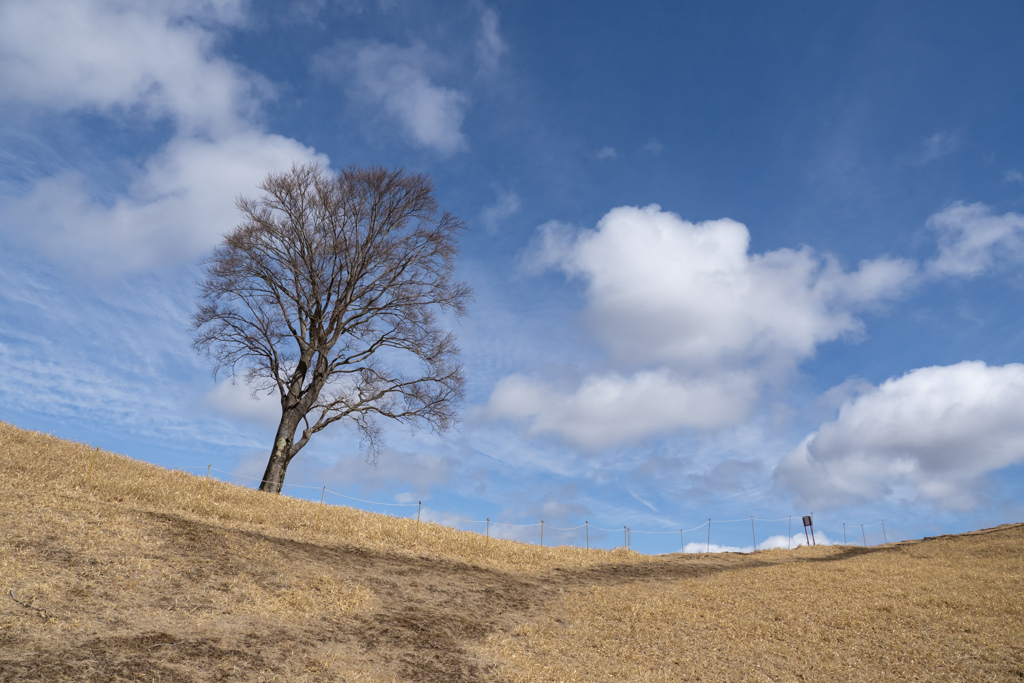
2 0 1024 553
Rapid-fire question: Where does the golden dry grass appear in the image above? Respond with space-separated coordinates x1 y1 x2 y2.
0 421 643 574
481 534 1024 682
1 421 1022 682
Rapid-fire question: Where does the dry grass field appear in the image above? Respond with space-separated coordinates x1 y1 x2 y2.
1 421 1021 682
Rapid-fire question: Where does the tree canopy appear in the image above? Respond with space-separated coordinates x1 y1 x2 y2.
193 163 471 493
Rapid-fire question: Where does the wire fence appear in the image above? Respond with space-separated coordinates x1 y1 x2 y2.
182 465 892 555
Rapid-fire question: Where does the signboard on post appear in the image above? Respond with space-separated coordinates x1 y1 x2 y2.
802 515 816 546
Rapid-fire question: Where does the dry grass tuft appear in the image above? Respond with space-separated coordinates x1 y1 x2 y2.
2 421 1022 682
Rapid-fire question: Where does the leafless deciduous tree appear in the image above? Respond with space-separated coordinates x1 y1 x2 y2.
193 163 471 493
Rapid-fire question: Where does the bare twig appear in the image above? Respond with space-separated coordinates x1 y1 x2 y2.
8 589 52 621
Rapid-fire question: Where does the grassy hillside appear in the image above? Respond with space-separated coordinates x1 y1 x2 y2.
1 422 1021 682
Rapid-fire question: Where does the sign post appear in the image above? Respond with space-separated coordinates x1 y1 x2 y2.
802 515 815 546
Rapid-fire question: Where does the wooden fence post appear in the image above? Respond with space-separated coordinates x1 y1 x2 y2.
84 447 100 486
203 464 211 506
313 485 326 529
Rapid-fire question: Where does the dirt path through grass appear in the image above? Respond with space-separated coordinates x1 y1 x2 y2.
10 501 1005 682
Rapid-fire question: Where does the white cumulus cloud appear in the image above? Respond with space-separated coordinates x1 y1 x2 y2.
534 205 915 371
483 369 759 450
486 204 916 449
4 131 323 274
0 0 257 135
321 41 469 154
774 361 1024 510
0 0 328 275
927 201 1024 278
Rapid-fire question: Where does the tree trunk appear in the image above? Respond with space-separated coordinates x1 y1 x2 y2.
259 411 301 493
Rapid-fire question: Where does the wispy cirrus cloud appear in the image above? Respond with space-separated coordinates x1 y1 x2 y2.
475 6 507 75
479 188 521 234
643 139 664 155
902 131 959 167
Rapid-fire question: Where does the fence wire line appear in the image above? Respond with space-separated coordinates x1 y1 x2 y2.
189 464 884 545
325 489 419 508
208 468 321 491
205 467 419 507
421 507 484 524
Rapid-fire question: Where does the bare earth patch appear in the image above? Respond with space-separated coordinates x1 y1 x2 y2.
1 423 1022 681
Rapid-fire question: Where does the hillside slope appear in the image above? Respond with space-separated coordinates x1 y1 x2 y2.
1 423 1021 682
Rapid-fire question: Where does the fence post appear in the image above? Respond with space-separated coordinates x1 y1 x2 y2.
751 516 756 551
707 519 711 553
843 523 847 545
788 516 792 550
541 520 545 547
881 520 887 544
203 464 211 506
416 501 422 541
85 447 101 486
313 484 326 529
680 529 684 554
624 526 628 549
586 521 589 550
861 524 866 546
486 518 490 545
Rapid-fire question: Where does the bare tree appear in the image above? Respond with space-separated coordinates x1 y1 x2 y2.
193 163 471 493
